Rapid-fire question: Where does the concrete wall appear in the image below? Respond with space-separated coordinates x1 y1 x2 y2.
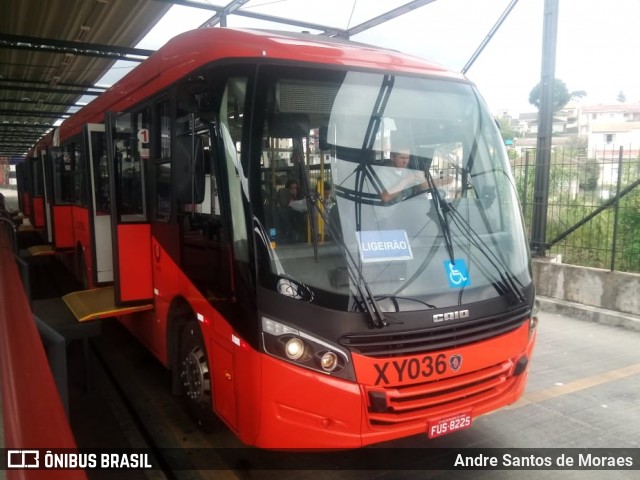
532 258 640 331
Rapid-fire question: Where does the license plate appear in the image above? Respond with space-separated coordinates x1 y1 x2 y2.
427 411 472 439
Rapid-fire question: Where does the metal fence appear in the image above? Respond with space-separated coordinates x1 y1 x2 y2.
511 144 640 273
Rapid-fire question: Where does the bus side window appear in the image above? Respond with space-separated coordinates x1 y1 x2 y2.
110 110 148 222
71 142 86 207
219 77 249 263
53 146 75 205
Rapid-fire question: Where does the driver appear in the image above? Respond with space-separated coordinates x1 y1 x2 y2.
379 148 428 204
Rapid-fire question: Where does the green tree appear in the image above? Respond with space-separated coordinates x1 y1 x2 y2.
498 118 517 142
528 79 586 111
579 158 599 191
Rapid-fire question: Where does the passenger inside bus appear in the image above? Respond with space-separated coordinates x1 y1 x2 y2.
275 179 306 243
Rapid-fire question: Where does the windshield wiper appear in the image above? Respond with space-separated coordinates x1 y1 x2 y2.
419 146 524 305
375 295 436 312
444 200 526 304
424 169 456 263
311 196 388 329
316 74 395 328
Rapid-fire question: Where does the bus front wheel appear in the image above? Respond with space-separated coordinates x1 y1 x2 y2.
179 321 218 431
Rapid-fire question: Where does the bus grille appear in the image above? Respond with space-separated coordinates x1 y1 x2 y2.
367 360 514 425
340 307 530 358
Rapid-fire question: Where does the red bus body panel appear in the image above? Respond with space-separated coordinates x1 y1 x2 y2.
52 205 74 249
252 324 535 448
72 205 92 285
116 224 153 303
23 192 30 217
31 196 45 228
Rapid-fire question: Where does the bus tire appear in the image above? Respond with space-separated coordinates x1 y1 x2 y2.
179 321 218 432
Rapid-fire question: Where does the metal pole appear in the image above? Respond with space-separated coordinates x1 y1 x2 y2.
462 0 520 74
610 146 624 271
523 150 530 217
530 0 559 257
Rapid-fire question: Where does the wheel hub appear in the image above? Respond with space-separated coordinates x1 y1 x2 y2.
180 346 211 402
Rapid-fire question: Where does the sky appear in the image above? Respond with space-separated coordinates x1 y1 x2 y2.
92 0 640 118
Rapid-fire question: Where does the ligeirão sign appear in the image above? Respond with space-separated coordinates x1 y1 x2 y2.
356 229 413 263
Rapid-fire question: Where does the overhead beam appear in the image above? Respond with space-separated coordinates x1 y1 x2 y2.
0 109 70 119
0 131 43 136
340 0 438 38
0 145 37 150
155 0 222 12
232 10 346 36
0 129 44 134
1 85 101 96
201 0 251 28
0 125 53 138
0 33 154 61
233 10 345 37
0 138 43 144
156 0 346 36
0 98 84 109
0 146 46 152
0 121 53 132
0 77 107 92
0 139 46 145
462 0 520 74
0 136 40 141
161 0 436 41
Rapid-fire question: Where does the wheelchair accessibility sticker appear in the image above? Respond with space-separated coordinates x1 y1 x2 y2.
444 259 471 288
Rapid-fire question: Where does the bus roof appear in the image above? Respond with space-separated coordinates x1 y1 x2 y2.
59 27 465 140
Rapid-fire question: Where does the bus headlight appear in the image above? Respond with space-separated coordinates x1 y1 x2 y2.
285 337 306 360
320 351 339 372
261 317 355 382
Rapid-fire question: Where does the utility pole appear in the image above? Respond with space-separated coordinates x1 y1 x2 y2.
530 0 559 257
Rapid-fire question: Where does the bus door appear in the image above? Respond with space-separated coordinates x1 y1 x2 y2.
84 123 113 284
105 111 153 305
40 148 53 243
16 162 27 214
48 146 75 249
28 156 45 229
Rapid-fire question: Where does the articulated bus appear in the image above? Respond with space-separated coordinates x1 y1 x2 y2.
25 28 536 448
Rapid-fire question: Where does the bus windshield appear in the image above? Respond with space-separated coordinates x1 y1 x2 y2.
256 67 531 312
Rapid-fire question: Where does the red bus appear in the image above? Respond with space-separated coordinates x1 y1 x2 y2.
28 28 537 448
